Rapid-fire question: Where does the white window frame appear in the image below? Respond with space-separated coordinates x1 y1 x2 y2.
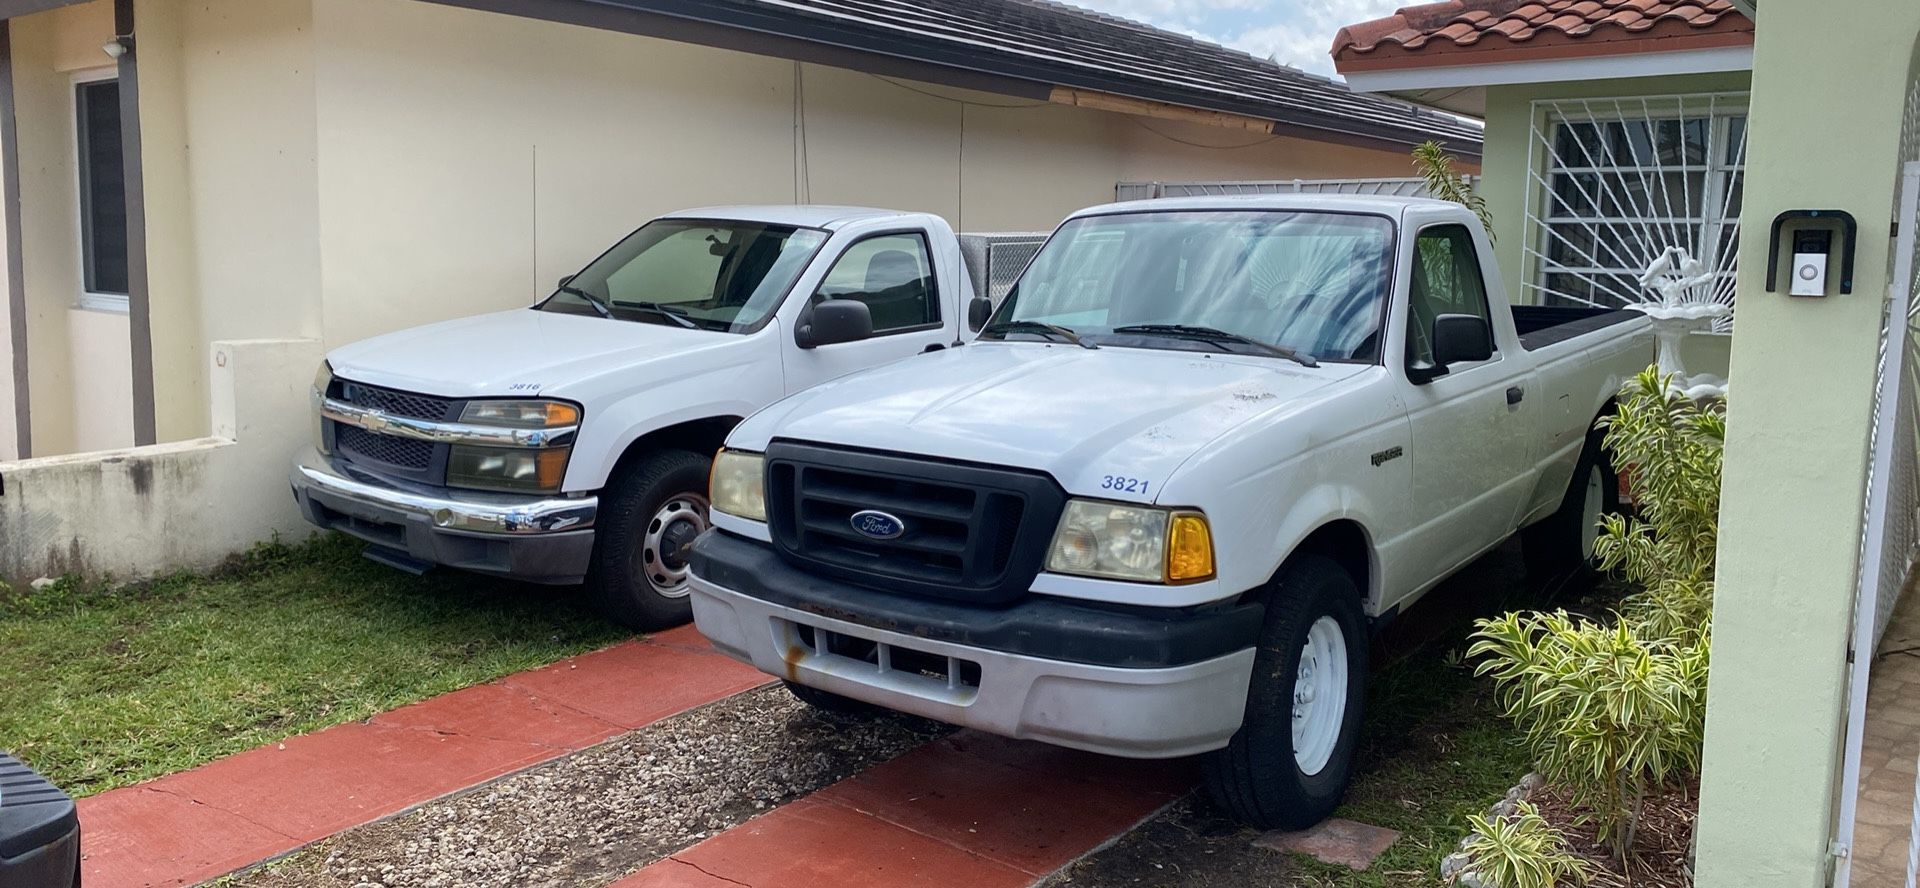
1525 93 1750 326
70 66 128 315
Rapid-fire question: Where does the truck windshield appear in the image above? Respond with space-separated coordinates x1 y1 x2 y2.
538 220 830 332
986 211 1395 363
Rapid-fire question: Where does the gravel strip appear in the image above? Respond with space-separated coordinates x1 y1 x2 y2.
224 685 947 888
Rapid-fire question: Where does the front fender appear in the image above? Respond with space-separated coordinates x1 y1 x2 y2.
558 354 784 492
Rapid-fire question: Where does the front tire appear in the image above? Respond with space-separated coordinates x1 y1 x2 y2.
584 450 712 631
784 681 884 717
1203 554 1368 830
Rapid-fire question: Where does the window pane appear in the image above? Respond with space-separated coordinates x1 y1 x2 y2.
545 220 828 332
77 79 128 296
1725 116 1749 165
1408 225 1492 365
814 233 939 332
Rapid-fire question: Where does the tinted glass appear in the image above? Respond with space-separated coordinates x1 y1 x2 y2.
989 211 1395 362
1408 225 1494 366
77 79 128 296
811 232 939 332
541 220 829 332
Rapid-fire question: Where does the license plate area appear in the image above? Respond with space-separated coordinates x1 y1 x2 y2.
776 617 982 701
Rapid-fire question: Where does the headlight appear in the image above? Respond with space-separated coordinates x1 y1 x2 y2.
1045 499 1214 584
710 449 766 521
460 399 581 428
447 446 571 493
446 399 579 493
312 361 334 455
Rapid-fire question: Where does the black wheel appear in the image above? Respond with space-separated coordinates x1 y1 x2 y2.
784 680 884 717
1522 425 1620 582
1203 554 1368 830
584 450 712 631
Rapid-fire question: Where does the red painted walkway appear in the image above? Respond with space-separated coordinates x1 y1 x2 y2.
77 626 772 888
610 731 1195 888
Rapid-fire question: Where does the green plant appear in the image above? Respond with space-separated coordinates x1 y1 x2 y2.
1468 613 1707 861
1413 140 1494 242
1458 801 1592 888
1594 367 1725 640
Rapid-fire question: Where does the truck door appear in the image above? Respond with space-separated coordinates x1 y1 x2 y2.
782 229 954 392
1399 223 1536 577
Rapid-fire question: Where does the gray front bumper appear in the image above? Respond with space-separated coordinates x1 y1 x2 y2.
290 446 597 584
691 577 1256 759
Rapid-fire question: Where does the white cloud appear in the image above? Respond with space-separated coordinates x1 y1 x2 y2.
1059 0 1408 77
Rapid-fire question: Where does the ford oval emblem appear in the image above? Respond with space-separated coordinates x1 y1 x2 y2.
850 510 906 541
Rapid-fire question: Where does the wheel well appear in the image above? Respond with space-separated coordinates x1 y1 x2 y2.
608 416 742 481
1288 520 1372 603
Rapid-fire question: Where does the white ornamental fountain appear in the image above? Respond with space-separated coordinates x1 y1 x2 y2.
1631 247 1730 401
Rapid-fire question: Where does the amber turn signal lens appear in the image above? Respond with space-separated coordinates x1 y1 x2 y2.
1166 512 1214 583
543 402 581 427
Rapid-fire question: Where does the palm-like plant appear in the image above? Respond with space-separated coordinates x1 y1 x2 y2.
1459 801 1593 888
1413 140 1494 241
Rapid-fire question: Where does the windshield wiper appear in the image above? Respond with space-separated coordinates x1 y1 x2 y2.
556 285 612 319
982 320 1098 349
1111 324 1319 368
612 300 700 330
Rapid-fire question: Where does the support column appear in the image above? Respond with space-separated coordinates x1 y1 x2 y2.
0 18 27 459
114 0 151 446
1695 3 1920 886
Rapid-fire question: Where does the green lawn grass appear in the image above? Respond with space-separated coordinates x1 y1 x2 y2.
0 534 626 797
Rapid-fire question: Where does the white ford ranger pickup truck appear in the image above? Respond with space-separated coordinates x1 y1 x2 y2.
289 205 1039 630
687 195 1656 828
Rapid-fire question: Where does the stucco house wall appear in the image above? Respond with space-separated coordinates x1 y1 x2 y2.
2 0 1431 462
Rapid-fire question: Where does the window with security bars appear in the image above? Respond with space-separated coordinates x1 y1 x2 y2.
1527 97 1748 330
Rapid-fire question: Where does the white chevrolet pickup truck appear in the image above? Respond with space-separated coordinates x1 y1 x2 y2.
290 205 1038 630
688 195 1656 828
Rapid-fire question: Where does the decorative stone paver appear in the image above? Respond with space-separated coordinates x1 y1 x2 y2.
1254 817 1402 871
77 625 772 888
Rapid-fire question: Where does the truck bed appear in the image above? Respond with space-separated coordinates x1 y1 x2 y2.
1512 305 1643 352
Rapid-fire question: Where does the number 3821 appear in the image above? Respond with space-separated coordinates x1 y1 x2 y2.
1100 475 1151 495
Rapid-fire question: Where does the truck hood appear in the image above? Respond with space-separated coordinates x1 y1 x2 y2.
732 342 1367 501
325 309 746 397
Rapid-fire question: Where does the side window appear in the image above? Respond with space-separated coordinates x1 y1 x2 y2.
1407 224 1493 366
812 233 939 333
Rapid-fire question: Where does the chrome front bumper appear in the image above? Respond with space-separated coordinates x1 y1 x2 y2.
289 446 598 583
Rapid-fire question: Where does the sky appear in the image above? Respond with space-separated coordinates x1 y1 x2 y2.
1057 0 1407 77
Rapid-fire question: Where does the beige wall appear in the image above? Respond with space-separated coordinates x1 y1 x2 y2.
65 306 133 451
304 0 1422 346
8 1 117 458
8 0 1432 455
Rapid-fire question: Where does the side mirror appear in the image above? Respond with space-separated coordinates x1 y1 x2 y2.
1410 314 1493 385
968 296 993 332
795 299 874 349
557 274 575 290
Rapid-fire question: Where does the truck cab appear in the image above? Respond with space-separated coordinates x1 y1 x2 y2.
688 195 1654 828
291 206 1038 629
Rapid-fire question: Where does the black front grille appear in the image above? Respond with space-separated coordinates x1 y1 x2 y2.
336 425 433 470
766 442 1065 604
339 381 454 421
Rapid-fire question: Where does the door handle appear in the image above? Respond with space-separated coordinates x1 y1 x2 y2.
1506 386 1525 405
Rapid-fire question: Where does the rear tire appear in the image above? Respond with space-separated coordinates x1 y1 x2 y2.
784 681 884 717
1522 425 1619 582
583 450 712 632
1203 554 1368 830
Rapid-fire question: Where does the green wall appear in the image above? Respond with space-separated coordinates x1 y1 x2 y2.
1479 71 1754 307
1696 4 1920 887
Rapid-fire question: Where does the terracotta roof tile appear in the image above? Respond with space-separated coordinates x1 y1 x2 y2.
1331 0 1751 68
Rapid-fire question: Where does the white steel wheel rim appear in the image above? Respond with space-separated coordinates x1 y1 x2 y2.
1291 616 1349 777
1580 465 1606 561
638 493 710 599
